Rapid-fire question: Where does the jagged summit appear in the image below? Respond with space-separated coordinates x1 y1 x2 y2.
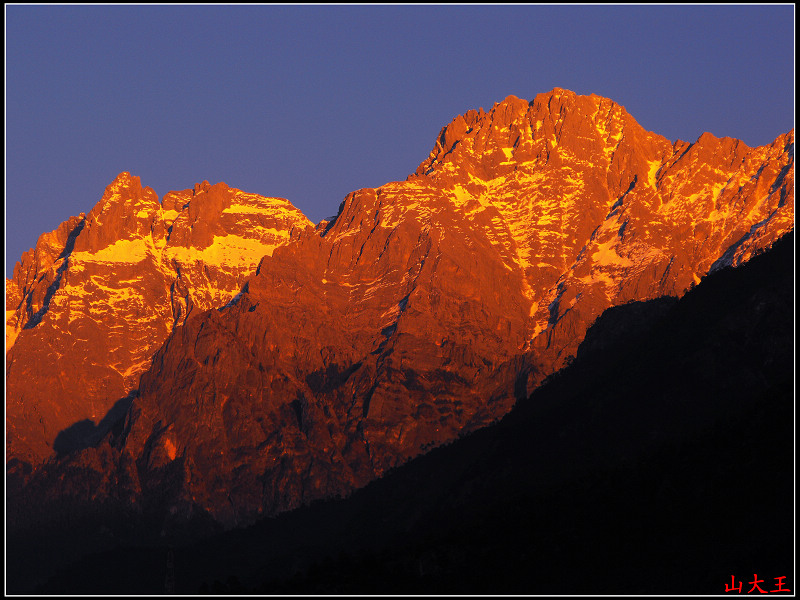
414 88 668 184
6 175 312 465
193 180 212 195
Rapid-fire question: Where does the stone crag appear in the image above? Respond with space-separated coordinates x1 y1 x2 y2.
6 174 311 470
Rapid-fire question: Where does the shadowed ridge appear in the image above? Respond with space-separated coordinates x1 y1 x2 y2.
22 216 86 329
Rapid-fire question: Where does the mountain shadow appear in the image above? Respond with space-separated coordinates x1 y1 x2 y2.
52 391 137 455
23 217 86 329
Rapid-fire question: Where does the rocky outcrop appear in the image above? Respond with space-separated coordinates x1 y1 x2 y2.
413 90 794 372
6 89 794 536
6 173 311 469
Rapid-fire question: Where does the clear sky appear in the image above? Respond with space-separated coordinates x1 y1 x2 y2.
5 5 795 276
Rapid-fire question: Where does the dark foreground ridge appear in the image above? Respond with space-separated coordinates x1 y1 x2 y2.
30 231 794 594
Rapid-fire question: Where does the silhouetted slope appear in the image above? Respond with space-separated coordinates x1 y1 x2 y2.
35 232 793 595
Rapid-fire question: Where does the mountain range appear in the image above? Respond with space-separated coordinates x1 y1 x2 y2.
20 229 798 594
5 88 794 593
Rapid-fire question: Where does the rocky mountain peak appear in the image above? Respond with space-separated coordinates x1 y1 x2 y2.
6 175 312 466
412 88 667 194
72 172 162 255
105 170 146 195
193 180 212 195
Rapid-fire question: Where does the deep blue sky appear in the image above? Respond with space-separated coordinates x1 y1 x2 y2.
6 5 795 275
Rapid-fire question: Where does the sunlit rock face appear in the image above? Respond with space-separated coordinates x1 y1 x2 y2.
7 88 793 531
413 90 793 372
6 173 311 468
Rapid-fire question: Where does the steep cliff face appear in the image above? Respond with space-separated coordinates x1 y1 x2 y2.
6 89 794 534
6 173 311 468
412 89 794 369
